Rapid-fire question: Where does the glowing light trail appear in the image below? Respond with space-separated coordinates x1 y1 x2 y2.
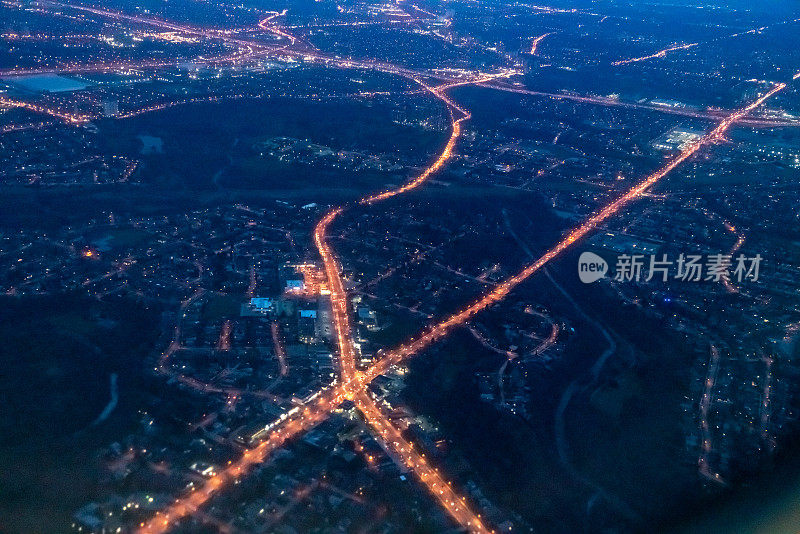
612 42 698 66
354 391 491 533
0 96 90 124
477 83 799 129
137 74 491 533
138 78 786 534
315 74 501 532
92 0 790 527
361 82 787 383
529 32 553 55
611 18 800 67
257 10 296 44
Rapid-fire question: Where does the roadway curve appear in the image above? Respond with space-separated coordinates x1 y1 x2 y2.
312 75 494 532
138 78 789 534
133 9 792 528
138 71 499 534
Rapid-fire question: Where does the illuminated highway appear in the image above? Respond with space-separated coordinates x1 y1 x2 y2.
5 1 501 128
5 1 796 137
0 42 259 77
477 82 800 129
138 73 497 533
313 74 496 531
309 78 788 530
612 42 698 66
136 67 788 534
0 95 90 125
312 77 500 533
528 32 553 55
40 2 791 530
361 82 787 383
257 10 297 45
137 385 348 533
359 79 471 205
313 72 507 394
8 5 794 132
354 391 491 534
611 18 800 66
313 207 359 388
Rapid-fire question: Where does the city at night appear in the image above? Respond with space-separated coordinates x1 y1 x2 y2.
1 0 800 532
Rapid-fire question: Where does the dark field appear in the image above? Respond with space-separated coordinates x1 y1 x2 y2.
98 97 449 191
0 294 162 533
